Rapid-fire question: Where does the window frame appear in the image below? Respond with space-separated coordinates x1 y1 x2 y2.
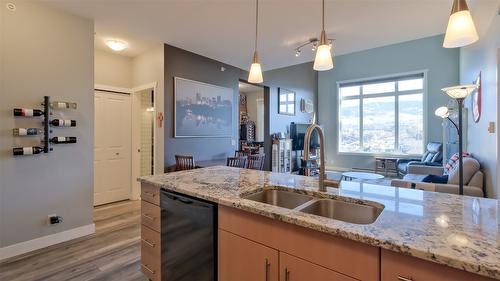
337 70 428 157
278 88 296 116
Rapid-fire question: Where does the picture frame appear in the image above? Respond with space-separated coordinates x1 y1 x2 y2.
174 77 233 138
278 88 296 116
471 72 481 123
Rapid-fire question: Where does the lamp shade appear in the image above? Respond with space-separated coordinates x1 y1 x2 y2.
443 0 478 48
313 44 333 71
441 84 477 99
435 106 450 118
248 51 263 83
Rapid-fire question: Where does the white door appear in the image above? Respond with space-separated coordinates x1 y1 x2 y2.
94 91 132 206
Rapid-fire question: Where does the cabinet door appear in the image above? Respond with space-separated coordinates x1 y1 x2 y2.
219 230 279 281
279 252 356 281
381 250 494 281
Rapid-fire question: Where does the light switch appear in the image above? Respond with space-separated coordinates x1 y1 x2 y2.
488 122 495 133
231 139 236 146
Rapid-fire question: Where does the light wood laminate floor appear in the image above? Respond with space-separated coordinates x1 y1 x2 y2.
0 200 148 281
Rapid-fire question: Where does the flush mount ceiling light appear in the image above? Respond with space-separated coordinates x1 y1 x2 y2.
313 0 334 71
247 0 263 84
106 39 128 52
443 0 479 48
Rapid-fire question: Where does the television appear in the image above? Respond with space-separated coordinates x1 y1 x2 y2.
290 122 320 151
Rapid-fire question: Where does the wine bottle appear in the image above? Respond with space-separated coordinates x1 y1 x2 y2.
13 108 44 117
50 136 77 144
13 146 44 156
50 119 76 127
50 101 77 109
13 128 43 136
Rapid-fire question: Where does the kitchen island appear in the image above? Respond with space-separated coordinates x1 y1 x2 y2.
139 166 500 281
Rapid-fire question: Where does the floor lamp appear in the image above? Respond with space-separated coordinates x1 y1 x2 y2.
437 85 477 195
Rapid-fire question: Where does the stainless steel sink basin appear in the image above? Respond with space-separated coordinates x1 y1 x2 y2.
299 199 383 224
244 190 313 209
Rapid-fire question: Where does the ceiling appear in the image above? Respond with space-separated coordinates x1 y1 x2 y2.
44 0 500 70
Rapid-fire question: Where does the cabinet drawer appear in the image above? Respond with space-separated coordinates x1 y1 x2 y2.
141 201 161 232
280 252 356 281
381 249 494 281
141 225 161 257
141 183 160 205
141 245 161 281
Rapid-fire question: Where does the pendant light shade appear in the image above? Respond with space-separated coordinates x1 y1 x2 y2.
248 0 263 83
443 0 479 48
248 51 263 83
313 0 333 71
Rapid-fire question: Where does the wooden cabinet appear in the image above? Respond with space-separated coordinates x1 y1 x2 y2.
381 249 494 281
219 205 379 281
140 183 162 281
219 230 278 281
279 252 356 281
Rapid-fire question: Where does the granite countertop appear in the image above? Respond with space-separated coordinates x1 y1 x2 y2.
139 166 500 280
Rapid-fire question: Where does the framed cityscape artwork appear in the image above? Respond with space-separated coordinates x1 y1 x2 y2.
174 77 233 137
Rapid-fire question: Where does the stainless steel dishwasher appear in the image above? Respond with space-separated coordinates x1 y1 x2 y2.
160 190 217 281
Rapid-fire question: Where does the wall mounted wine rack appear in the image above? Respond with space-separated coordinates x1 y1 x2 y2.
12 96 78 156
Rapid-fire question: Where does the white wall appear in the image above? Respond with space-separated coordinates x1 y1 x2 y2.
132 46 165 174
94 49 133 89
0 0 94 255
460 13 500 198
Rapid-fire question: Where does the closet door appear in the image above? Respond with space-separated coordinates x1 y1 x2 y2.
94 91 131 206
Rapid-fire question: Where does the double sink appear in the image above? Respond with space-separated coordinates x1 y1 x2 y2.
244 189 384 225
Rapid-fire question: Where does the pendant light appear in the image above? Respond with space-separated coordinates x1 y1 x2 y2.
248 0 263 83
313 0 333 71
443 0 479 48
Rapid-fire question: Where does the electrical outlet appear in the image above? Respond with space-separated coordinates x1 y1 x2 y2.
488 122 495 133
48 214 62 225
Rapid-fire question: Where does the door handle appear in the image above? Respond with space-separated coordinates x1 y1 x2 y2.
143 191 155 197
141 238 155 248
284 267 290 281
264 258 270 281
143 213 155 221
141 264 155 274
397 276 413 281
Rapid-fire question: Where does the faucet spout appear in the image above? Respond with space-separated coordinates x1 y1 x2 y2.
303 124 327 192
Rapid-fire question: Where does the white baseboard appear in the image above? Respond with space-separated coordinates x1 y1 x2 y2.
0 223 95 261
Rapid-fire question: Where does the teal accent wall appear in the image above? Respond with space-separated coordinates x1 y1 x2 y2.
318 35 460 170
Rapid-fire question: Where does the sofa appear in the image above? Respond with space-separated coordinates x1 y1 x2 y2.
396 142 443 177
391 154 484 197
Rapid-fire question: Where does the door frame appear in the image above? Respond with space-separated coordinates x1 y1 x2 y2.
93 85 133 206
131 82 158 200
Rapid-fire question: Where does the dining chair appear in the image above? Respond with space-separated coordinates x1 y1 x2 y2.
175 155 196 171
226 156 248 168
234 150 250 157
247 154 265 170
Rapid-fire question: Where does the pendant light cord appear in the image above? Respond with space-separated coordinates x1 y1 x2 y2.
322 0 325 31
255 0 259 51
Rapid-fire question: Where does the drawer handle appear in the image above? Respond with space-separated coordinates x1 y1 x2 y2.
144 191 155 197
143 214 155 221
264 258 270 281
141 238 155 248
398 276 413 281
141 264 155 274
285 267 290 281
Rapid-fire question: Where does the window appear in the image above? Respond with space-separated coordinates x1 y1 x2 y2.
338 73 425 155
278 88 295 115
